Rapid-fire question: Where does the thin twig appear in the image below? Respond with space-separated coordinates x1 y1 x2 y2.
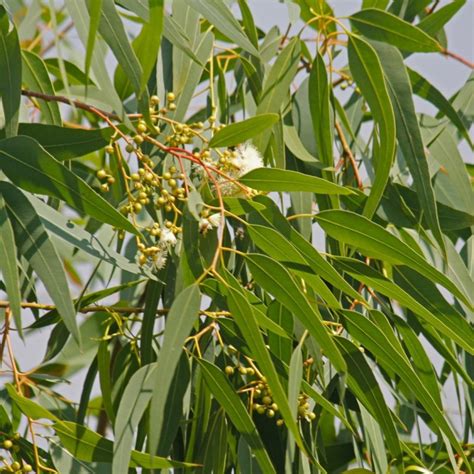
442 49 474 69
335 121 363 189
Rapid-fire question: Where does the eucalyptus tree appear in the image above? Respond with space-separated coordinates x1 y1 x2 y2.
0 0 473 472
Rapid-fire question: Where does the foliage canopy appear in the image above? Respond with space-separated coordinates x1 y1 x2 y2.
0 0 473 473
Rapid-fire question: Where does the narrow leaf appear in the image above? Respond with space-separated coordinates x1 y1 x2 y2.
350 8 441 52
0 183 80 345
0 136 138 235
209 114 279 148
240 168 353 195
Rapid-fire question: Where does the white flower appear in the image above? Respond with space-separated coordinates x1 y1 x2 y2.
235 143 263 176
159 228 177 247
153 249 167 270
208 213 222 227
199 213 222 234
199 217 211 234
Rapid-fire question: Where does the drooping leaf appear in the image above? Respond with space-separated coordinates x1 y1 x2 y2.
0 136 138 235
309 52 333 166
149 284 201 454
348 36 396 218
0 6 21 137
0 123 115 160
0 183 80 345
240 168 353 195
349 8 441 52
95 0 143 97
54 421 196 469
209 114 279 148
315 210 471 307
0 195 21 333
246 253 347 372
21 50 61 126
372 41 445 254
187 0 259 57
198 359 276 474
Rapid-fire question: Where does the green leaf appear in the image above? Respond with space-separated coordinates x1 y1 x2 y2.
209 114 279 148
225 282 308 456
0 6 21 137
315 210 470 307
0 183 80 345
197 359 276 474
187 0 259 57
149 284 201 453
6 384 61 423
50 438 112 474
340 311 465 458
21 50 61 126
407 68 472 147
349 8 441 52
26 194 151 278
114 0 164 99
417 0 466 37
348 36 396 218
54 421 196 469
85 0 102 84
372 41 445 254
0 123 115 160
246 253 347 372
0 136 138 235
333 257 474 354
240 168 353 195
309 52 333 166
0 195 21 334
96 0 143 97
334 339 402 464
254 38 301 152
247 222 361 303
283 124 319 163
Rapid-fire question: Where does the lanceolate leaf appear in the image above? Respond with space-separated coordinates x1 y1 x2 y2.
209 114 279 148
149 284 201 454
0 6 21 137
335 338 402 463
309 52 333 166
246 253 347 372
198 359 276 474
340 311 465 459
372 41 445 254
187 0 259 57
416 0 466 37
21 51 61 127
225 283 308 456
315 210 470 307
54 421 196 469
333 257 473 353
240 168 352 194
0 123 115 160
0 195 21 334
96 0 143 97
349 8 441 52
348 36 396 218
0 136 138 235
0 182 80 345
407 68 472 147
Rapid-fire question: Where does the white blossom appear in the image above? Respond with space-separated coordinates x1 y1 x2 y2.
199 213 222 234
235 143 264 175
199 217 211 234
153 249 167 270
208 213 222 227
159 228 177 247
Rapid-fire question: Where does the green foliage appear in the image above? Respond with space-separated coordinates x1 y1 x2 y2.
0 1 472 473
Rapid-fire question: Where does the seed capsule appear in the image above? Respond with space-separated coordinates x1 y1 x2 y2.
224 366 234 375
